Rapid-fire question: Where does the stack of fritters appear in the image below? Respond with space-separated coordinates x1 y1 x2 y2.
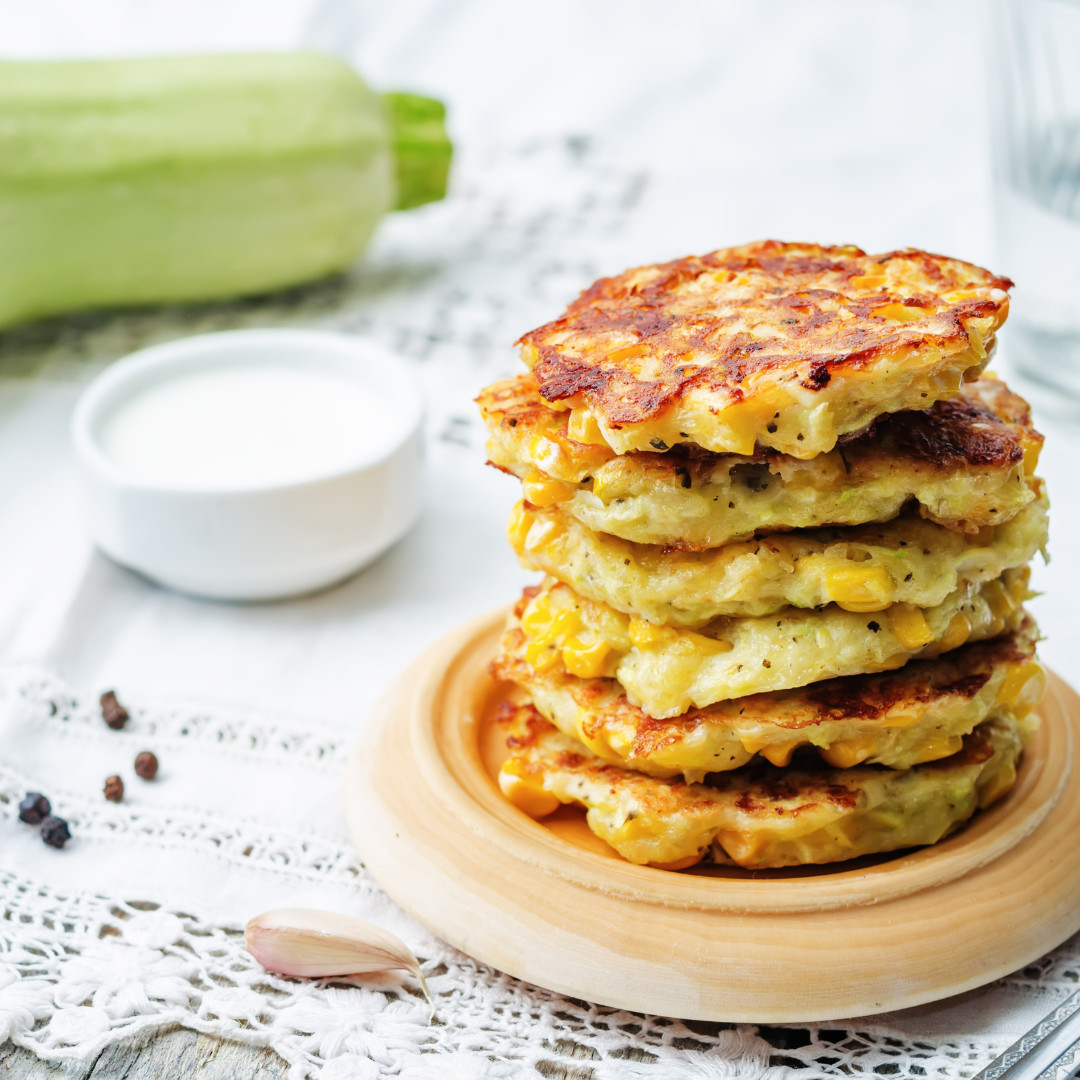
478 241 1048 871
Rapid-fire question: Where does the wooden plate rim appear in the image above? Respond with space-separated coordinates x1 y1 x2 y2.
346 609 1080 1021
402 609 1067 914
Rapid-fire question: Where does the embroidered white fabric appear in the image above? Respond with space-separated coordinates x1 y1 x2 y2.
2 662 1079 1080
1 11 1078 1070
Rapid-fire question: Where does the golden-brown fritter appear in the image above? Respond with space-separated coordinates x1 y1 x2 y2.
507 492 1048 626
517 241 1011 459
480 373 1042 548
492 614 1043 779
495 701 1029 869
514 569 1029 718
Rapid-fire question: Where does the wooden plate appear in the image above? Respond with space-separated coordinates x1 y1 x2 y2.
346 609 1080 1022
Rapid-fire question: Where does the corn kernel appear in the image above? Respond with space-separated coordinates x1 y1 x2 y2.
562 636 611 678
649 851 705 871
506 502 532 553
850 274 887 290
1008 568 1030 603
717 405 762 457
686 630 734 657
824 817 861 851
524 640 560 672
606 343 651 364
499 766 560 819
891 605 934 650
566 410 608 445
525 604 578 645
668 635 700 659
969 327 988 359
819 737 879 768
884 712 919 728
628 617 676 649
714 829 769 866
547 610 580 641
875 302 925 322
664 631 730 662
521 600 553 637
522 474 573 508
527 609 581 654
827 565 895 612
982 578 1015 621
526 432 566 473
760 741 799 767
1021 436 1043 475
998 661 1046 713
937 612 972 652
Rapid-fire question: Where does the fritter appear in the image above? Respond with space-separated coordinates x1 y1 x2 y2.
480 373 1042 548
492 614 1043 779
496 701 1030 869
514 569 1029 718
517 241 1011 459
508 490 1048 627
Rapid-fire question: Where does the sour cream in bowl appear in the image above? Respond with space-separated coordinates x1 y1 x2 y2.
72 329 423 601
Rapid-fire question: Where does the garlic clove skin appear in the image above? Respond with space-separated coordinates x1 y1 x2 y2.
245 908 432 1008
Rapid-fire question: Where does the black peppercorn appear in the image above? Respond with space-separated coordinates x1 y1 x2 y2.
134 751 158 780
100 690 129 730
40 816 71 849
18 792 51 825
103 775 124 802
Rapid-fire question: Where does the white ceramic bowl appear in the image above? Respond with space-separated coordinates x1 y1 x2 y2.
72 329 423 601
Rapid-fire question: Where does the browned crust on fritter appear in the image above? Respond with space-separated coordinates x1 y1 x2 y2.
494 698 550 750
518 241 1011 423
480 371 1039 479
491 615 1037 757
733 781 859 813
850 375 1036 469
512 584 542 620
496 700 995 812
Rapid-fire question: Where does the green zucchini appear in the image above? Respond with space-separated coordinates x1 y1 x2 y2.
0 53 453 329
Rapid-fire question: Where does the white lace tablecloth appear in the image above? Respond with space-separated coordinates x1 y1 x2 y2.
3 2 1080 1077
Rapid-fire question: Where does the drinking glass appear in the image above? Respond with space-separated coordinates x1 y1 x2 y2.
991 0 1080 400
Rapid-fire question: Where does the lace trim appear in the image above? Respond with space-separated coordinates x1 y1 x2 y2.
0 767 366 889
6 864 1063 1080
0 664 347 767
3 661 1077 1077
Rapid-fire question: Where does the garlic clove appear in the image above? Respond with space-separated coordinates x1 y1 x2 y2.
245 908 433 1010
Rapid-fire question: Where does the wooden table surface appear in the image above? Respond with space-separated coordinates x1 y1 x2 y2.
1 1033 288 1079
1 1035 599 1077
